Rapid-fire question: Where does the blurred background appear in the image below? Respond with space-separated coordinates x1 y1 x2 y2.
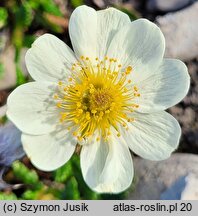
0 0 198 200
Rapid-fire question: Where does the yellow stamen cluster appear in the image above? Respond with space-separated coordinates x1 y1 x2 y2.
53 56 140 141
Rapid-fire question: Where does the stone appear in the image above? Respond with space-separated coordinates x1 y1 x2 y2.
0 46 28 91
147 0 196 12
93 0 123 8
128 153 198 200
160 173 198 200
181 108 196 125
0 104 6 118
0 46 16 90
181 174 198 199
0 29 9 54
160 176 186 200
156 2 198 61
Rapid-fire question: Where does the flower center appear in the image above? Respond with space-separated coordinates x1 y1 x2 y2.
53 56 140 141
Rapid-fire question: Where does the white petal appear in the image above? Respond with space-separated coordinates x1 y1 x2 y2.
69 6 97 59
22 129 76 171
7 82 59 135
80 131 133 193
107 18 165 83
125 111 181 161
133 59 190 112
25 34 76 82
97 7 131 59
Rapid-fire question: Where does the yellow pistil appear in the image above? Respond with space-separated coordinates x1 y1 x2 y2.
53 56 140 140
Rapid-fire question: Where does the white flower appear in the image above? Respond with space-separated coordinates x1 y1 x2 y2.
6 6 190 193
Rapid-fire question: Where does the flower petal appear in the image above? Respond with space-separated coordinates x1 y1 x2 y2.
69 6 97 59
107 18 165 83
25 34 76 82
125 111 181 161
22 129 76 171
133 59 190 112
80 131 133 193
96 7 131 59
7 82 59 135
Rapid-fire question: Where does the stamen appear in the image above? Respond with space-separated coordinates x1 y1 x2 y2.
54 56 140 140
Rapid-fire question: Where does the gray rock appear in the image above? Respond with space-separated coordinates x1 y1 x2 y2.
93 0 123 8
181 174 198 199
0 104 7 118
0 46 15 90
0 29 8 54
147 0 196 12
0 46 28 91
128 153 198 200
160 173 198 200
169 107 195 126
160 175 186 200
156 2 198 61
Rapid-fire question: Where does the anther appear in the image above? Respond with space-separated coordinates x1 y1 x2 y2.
73 132 77 136
53 94 58 99
77 136 82 141
86 112 91 120
76 102 81 108
90 88 95 94
134 86 138 92
91 110 97 114
122 123 127 127
56 103 61 108
74 119 79 124
125 66 132 75
107 131 111 136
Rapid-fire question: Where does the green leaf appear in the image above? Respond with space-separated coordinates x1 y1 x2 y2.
0 7 8 28
16 64 26 86
23 35 36 48
12 27 24 49
28 0 40 10
71 0 84 8
12 161 41 187
54 161 73 183
14 2 33 28
0 192 17 200
22 190 39 200
64 177 81 200
40 0 62 16
0 62 4 79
